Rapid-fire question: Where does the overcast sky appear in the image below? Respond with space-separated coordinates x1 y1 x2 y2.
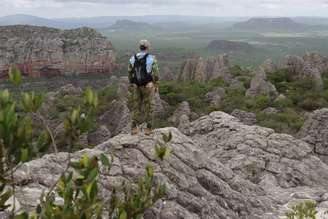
2 0 328 18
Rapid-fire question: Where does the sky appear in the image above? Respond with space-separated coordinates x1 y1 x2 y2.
2 0 328 18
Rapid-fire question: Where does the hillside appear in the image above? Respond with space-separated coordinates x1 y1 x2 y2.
233 17 306 31
109 19 153 31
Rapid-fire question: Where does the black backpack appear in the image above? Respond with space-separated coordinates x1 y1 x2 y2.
131 54 153 86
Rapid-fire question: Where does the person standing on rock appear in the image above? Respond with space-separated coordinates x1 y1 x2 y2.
128 39 159 135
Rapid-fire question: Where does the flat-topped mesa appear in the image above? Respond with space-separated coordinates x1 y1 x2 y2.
0 25 117 78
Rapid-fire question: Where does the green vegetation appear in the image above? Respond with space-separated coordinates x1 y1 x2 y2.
0 66 168 218
285 201 318 219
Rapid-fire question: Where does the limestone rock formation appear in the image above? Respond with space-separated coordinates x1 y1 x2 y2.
205 87 226 107
280 55 305 74
303 52 328 74
179 54 231 83
260 58 277 74
246 68 278 100
12 111 328 218
0 25 117 78
279 53 326 90
169 101 191 126
298 108 328 163
161 66 175 81
99 100 132 136
231 109 257 125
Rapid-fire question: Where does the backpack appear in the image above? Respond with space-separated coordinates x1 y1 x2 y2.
131 54 153 86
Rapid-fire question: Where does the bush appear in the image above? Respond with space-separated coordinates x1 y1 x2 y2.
245 94 270 111
230 65 243 77
285 201 317 219
256 109 305 134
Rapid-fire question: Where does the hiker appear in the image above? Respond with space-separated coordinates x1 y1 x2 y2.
128 39 159 135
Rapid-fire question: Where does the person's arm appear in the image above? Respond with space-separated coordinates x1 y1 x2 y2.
152 57 159 82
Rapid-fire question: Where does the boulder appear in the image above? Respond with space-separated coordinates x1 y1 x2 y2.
301 63 324 91
177 114 190 135
205 87 226 107
262 107 279 114
231 109 257 125
0 25 117 78
260 58 277 74
161 66 175 81
99 100 132 136
88 125 111 146
55 84 83 97
280 55 305 74
246 68 278 100
303 52 328 74
12 111 328 218
169 101 191 126
153 93 170 119
298 108 328 161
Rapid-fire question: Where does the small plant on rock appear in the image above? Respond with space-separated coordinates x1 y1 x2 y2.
285 201 317 219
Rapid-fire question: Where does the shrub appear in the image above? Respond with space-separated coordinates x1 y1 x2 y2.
230 65 243 77
285 201 317 219
256 109 305 134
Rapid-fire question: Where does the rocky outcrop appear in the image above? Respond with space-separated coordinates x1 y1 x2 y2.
246 68 278 100
169 101 191 126
179 54 231 83
161 66 175 81
279 53 327 90
298 108 328 163
205 87 226 107
280 55 305 74
260 58 277 74
303 52 328 74
99 100 132 136
12 111 328 218
231 109 257 125
0 25 117 78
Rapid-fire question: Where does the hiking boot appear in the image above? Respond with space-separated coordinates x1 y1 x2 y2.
131 127 139 135
144 128 153 136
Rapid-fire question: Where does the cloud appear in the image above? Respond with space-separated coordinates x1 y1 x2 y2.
2 0 328 18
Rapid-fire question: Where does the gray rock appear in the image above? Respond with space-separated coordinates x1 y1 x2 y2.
153 93 170 119
99 100 132 136
179 54 232 83
11 111 328 219
280 55 305 74
161 66 175 81
246 68 278 100
298 108 328 159
177 114 190 135
205 87 226 107
301 63 324 91
261 58 277 74
262 107 279 114
169 101 191 125
88 125 111 146
231 109 257 125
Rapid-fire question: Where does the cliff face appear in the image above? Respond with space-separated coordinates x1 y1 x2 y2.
0 25 117 78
